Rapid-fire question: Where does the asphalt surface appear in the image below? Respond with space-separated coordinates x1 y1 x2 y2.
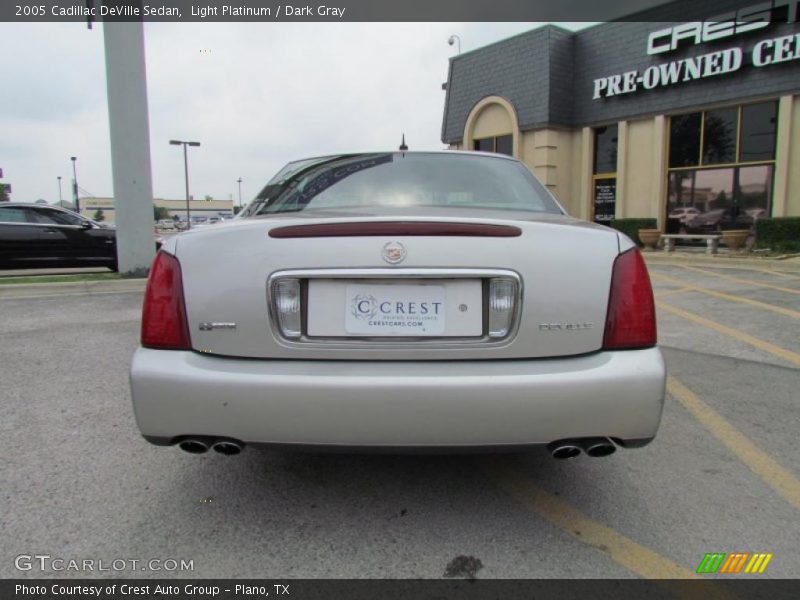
1 258 799 581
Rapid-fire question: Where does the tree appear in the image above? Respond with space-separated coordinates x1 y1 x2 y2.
93 208 105 222
0 184 9 202
154 205 171 221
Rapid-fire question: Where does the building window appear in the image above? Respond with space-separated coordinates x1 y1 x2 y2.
668 101 777 168
667 101 777 232
593 125 618 174
740 103 778 162
473 134 513 156
668 113 702 168
592 125 618 224
703 108 737 165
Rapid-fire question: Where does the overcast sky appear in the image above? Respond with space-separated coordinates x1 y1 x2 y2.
1 21 592 205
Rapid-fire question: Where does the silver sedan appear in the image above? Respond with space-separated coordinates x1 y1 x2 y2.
130 152 665 459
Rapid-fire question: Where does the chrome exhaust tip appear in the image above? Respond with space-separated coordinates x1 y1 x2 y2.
548 441 582 460
212 441 243 456
178 439 210 454
582 437 617 458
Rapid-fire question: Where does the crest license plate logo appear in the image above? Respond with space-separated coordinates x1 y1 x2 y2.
351 294 378 320
345 284 446 336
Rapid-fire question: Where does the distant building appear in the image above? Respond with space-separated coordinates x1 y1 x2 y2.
78 197 235 223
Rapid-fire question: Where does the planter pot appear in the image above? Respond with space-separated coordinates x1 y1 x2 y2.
638 229 661 251
721 229 750 251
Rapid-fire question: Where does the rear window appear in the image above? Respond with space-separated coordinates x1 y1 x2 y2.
241 153 563 216
0 207 31 223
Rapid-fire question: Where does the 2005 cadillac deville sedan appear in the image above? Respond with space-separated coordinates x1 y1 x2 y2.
130 151 665 459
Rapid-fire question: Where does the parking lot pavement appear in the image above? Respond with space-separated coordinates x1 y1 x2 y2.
1 260 799 581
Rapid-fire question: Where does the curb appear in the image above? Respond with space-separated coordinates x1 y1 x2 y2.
0 278 147 300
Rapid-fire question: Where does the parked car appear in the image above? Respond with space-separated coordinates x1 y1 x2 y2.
743 208 767 225
668 207 700 224
157 219 176 231
191 216 224 230
685 208 729 232
0 203 117 270
130 152 664 459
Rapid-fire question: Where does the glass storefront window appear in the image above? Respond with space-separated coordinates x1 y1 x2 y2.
667 102 776 235
739 102 777 162
666 165 772 232
703 108 737 165
736 165 772 224
669 113 702 168
593 125 618 174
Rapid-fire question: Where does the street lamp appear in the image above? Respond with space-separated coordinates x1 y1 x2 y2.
70 156 80 213
57 176 63 204
447 34 461 54
237 177 243 208
169 139 200 228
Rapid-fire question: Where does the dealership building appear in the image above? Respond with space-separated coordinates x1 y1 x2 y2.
441 0 800 230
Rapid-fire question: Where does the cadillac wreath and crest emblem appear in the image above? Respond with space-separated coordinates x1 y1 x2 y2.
382 241 406 264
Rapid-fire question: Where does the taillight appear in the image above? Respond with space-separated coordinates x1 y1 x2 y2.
141 251 191 350
602 247 656 350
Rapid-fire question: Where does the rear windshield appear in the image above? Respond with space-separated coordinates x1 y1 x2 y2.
240 153 563 216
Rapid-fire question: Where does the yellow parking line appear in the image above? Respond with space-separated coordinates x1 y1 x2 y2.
655 286 692 299
678 265 800 295
652 273 800 320
480 458 705 582
656 301 800 367
759 269 800 281
668 377 800 512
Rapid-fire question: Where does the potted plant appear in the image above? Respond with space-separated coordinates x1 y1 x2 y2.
721 229 750 251
638 228 661 251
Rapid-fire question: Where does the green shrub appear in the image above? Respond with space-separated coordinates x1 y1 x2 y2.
608 218 658 246
754 217 800 253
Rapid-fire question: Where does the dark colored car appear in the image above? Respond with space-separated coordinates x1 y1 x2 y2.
0 203 117 270
684 208 729 233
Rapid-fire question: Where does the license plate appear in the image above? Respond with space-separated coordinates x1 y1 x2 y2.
306 279 482 338
345 283 446 336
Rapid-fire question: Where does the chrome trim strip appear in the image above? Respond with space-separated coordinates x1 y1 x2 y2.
267 268 523 350
0 221 86 229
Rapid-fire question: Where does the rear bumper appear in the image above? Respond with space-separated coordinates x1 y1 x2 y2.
130 347 666 448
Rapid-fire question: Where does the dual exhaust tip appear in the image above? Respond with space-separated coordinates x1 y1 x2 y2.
177 438 244 456
548 437 617 460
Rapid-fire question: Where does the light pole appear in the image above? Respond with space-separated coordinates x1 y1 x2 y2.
70 156 80 213
169 140 200 228
57 176 63 204
237 177 242 208
447 34 461 54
